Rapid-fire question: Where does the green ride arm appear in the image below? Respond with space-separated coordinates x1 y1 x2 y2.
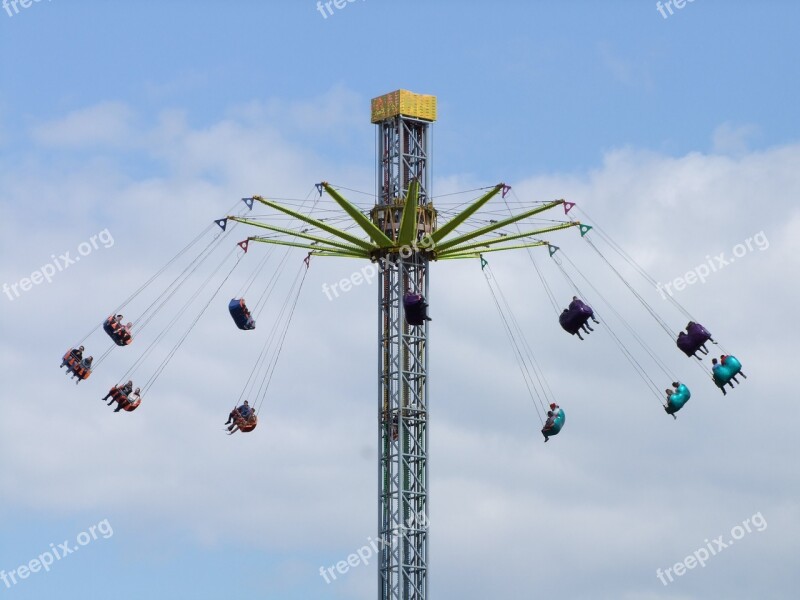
435 199 565 253
250 236 370 257
396 179 420 247
437 240 549 260
230 216 367 255
436 222 578 255
251 195 374 251
322 183 394 249
428 184 504 246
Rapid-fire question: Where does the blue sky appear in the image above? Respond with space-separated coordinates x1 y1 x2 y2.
1 1 799 599
4 1 800 175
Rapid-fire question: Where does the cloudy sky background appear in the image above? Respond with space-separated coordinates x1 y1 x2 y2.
1 1 799 599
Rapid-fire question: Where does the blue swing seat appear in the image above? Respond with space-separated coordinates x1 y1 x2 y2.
229 299 256 330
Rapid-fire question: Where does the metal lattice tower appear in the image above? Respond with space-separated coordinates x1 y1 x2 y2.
229 89 581 600
372 99 435 600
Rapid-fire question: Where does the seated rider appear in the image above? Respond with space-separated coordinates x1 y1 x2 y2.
676 331 698 355
103 380 133 404
721 355 747 380
712 358 735 395
71 346 85 361
561 308 590 340
225 400 252 430
561 299 596 340
664 381 690 418
115 387 141 413
227 402 256 434
685 321 715 354
404 293 431 325
541 403 563 443
569 296 600 324
81 356 93 370
542 410 556 440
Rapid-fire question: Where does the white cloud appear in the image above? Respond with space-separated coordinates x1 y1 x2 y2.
712 122 761 155
598 41 655 92
31 102 138 148
1 96 798 599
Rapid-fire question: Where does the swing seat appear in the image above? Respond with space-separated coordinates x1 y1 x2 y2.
229 299 256 330
722 355 742 373
403 293 430 326
61 350 92 381
107 386 142 412
103 316 133 346
568 298 593 315
542 408 566 436
665 383 691 414
559 305 592 335
677 323 711 357
713 356 742 386
234 411 258 433
687 322 712 340
121 396 142 412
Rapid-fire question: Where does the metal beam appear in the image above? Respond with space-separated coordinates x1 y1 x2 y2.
397 179 420 247
251 195 375 251
435 222 578 255
323 183 395 248
249 236 369 257
427 184 503 246
434 199 565 253
229 216 367 255
436 240 549 260
311 251 373 258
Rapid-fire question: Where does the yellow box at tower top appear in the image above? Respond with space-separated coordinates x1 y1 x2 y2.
371 90 437 123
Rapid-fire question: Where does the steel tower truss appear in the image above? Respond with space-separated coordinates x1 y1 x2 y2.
375 113 433 600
